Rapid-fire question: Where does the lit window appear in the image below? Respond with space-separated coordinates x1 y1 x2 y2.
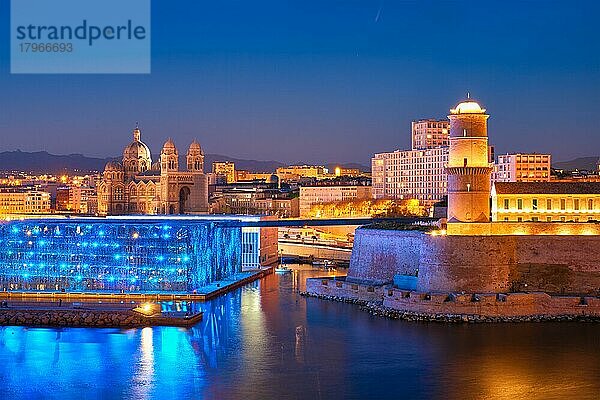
546 199 552 210
560 199 566 210
504 199 509 210
574 199 580 211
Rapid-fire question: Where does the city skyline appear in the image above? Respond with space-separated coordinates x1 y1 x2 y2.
0 1 599 165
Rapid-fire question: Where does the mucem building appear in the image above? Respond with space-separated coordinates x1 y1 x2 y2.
0 216 276 293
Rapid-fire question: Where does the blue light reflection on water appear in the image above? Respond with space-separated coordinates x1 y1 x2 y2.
1 268 600 400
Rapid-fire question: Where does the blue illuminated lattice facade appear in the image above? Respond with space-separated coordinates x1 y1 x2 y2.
0 219 242 293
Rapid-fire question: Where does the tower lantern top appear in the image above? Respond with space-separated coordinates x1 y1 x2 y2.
450 100 486 115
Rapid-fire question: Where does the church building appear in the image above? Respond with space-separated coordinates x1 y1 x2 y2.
97 125 208 215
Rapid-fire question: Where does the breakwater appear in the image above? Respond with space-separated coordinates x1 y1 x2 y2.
0 307 202 328
303 276 600 322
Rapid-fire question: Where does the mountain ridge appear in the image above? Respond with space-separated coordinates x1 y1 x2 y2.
0 150 369 174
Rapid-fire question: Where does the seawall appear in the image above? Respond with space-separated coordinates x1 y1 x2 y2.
0 308 203 328
305 278 600 322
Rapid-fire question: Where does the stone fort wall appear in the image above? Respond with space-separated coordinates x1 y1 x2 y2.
347 229 421 285
348 228 600 295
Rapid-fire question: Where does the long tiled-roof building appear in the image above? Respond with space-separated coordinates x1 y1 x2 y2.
491 182 600 222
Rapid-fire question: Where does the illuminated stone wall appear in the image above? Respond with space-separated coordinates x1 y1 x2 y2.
348 228 600 295
0 219 242 293
347 229 421 285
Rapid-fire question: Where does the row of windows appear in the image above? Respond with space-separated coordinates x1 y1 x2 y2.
503 198 597 211
503 216 597 222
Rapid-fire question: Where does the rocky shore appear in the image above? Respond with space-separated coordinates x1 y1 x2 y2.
0 308 201 328
300 291 600 323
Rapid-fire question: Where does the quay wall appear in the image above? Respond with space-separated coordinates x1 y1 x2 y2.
305 278 383 303
305 278 600 320
0 309 199 328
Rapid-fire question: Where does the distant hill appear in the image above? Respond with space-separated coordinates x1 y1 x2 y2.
553 156 599 171
0 150 369 174
0 150 110 174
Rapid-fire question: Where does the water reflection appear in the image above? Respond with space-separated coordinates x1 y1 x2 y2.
0 266 599 400
130 327 154 400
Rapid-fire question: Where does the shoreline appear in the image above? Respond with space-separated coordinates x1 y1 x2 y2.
300 291 600 323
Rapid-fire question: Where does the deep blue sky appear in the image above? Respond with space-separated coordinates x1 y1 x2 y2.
1 1 599 165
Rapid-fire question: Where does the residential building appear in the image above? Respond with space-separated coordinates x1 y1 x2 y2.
372 147 448 202
0 187 51 215
276 165 329 182
212 161 236 183
210 179 299 218
235 170 273 182
494 153 551 182
299 183 371 217
411 119 449 150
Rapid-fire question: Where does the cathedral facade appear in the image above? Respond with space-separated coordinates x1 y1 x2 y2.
97 126 209 215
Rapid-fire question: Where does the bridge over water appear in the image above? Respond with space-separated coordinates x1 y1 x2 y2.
212 217 436 228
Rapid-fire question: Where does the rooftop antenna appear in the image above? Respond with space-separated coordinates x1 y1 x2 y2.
466 92 470 99
135 121 139 129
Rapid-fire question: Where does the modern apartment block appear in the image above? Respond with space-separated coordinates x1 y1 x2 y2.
371 148 448 201
372 119 450 202
493 153 551 182
411 119 449 150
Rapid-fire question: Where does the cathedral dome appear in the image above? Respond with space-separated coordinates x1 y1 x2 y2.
104 161 123 171
450 100 486 115
123 126 152 162
123 140 152 160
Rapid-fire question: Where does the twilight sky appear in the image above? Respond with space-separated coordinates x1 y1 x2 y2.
0 1 599 166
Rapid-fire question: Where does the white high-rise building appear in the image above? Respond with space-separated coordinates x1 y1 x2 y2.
372 148 448 201
411 119 450 150
372 119 450 202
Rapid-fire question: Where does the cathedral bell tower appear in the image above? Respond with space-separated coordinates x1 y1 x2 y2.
446 97 493 222
160 138 179 214
160 138 178 173
186 140 204 172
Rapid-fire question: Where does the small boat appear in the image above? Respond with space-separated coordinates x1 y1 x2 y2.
313 259 335 267
275 266 292 273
